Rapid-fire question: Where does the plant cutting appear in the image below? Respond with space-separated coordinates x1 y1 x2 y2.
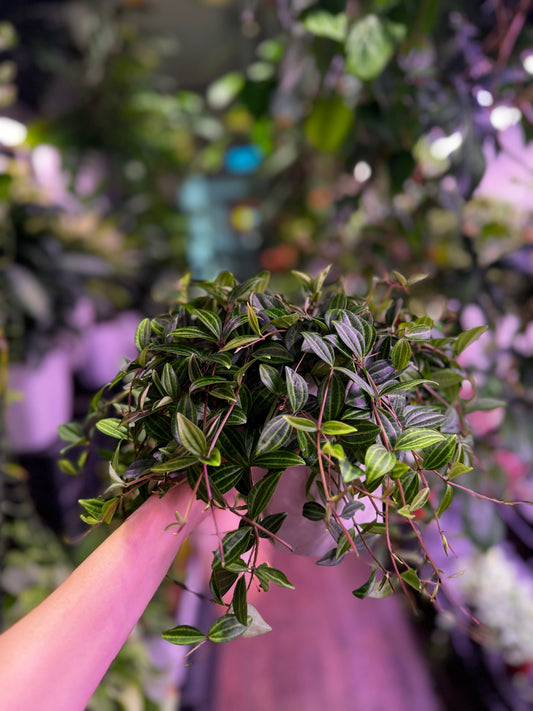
62 265 493 649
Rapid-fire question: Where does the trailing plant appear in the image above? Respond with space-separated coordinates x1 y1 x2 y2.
62 266 495 647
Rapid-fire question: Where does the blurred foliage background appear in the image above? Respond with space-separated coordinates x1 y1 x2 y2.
1 0 533 709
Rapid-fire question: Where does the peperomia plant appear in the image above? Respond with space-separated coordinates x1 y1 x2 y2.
62 266 492 647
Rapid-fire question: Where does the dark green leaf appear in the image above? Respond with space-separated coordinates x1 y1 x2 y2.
318 371 344 421
213 528 252 568
210 568 239 604
218 428 250 466
436 484 454 517
341 420 381 447
254 563 295 591
302 501 326 521
352 569 377 598
259 363 284 394
248 470 284 519
258 512 287 538
233 576 248 626
335 367 375 397
208 614 248 643
253 343 294 363
210 464 246 494
456 325 488 355
253 450 306 469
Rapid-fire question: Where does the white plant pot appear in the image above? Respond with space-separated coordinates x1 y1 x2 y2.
255 465 379 558
6 347 73 454
76 311 141 389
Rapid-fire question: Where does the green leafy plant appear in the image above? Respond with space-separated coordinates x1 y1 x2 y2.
64 266 493 647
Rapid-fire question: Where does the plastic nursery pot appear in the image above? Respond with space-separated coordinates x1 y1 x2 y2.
6 346 73 454
253 465 379 557
0 483 204 711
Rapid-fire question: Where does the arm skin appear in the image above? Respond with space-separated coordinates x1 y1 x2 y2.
0 484 205 711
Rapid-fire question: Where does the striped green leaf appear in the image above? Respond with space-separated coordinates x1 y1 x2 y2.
172 326 217 341
301 332 335 367
95 418 129 440
380 378 436 395
208 614 248 643
221 335 259 352
247 302 262 337
395 428 445 451
254 563 295 591
285 366 309 411
409 486 430 512
349 314 376 355
248 470 284 519
232 576 248 626
391 337 411 370
176 413 209 457
148 455 198 473
423 435 457 470
256 415 292 454
317 371 344 420
332 320 364 357
259 364 284 394
283 415 317 432
321 420 358 435
192 309 222 338
162 625 206 646
253 450 306 469
213 528 252 568
210 464 246 494
365 443 396 490
302 501 326 521
134 317 152 351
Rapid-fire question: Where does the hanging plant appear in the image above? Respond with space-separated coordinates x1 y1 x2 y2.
63 266 495 647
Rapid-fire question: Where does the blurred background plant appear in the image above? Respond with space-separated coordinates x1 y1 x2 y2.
1 0 532 708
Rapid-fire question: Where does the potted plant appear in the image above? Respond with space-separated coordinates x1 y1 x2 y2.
61 265 493 650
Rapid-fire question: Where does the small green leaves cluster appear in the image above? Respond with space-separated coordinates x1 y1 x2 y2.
64 267 493 644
